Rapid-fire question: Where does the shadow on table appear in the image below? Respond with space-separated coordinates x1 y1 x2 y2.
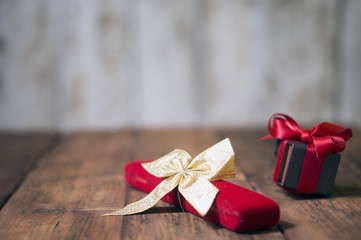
242 220 294 235
135 206 294 234
282 183 361 200
330 184 361 198
202 217 293 235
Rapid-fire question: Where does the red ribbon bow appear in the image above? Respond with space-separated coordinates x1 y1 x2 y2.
261 113 352 157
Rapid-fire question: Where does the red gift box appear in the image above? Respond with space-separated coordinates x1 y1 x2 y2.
124 160 280 232
274 140 341 195
261 113 352 195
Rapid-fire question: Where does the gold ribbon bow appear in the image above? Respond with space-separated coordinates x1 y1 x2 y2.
104 138 235 217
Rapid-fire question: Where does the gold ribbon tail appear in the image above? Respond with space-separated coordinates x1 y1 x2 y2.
179 176 219 216
103 174 181 216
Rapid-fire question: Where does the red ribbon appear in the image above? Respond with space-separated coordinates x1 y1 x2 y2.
261 113 352 157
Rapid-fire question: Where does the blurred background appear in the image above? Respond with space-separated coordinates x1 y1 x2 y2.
0 0 360 132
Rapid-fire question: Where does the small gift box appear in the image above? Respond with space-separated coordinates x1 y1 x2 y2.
262 113 352 195
104 139 280 232
274 140 341 195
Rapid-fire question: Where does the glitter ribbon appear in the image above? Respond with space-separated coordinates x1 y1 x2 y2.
103 138 235 217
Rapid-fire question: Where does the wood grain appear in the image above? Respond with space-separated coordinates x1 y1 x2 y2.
0 133 58 208
0 129 360 239
0 131 134 239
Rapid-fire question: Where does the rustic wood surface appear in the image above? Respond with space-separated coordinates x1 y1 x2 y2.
0 133 59 208
0 129 360 239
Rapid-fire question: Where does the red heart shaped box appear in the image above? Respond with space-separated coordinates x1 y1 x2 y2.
124 160 280 232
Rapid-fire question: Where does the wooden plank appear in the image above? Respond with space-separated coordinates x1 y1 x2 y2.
0 133 58 208
1 129 360 239
0 175 125 239
0 130 285 239
0 130 134 239
30 131 137 180
217 129 361 240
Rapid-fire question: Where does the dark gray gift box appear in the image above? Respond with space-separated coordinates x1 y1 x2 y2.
274 140 340 195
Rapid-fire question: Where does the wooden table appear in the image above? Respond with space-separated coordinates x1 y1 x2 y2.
0 129 360 240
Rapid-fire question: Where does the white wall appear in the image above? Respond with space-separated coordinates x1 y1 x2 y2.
0 0 360 131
